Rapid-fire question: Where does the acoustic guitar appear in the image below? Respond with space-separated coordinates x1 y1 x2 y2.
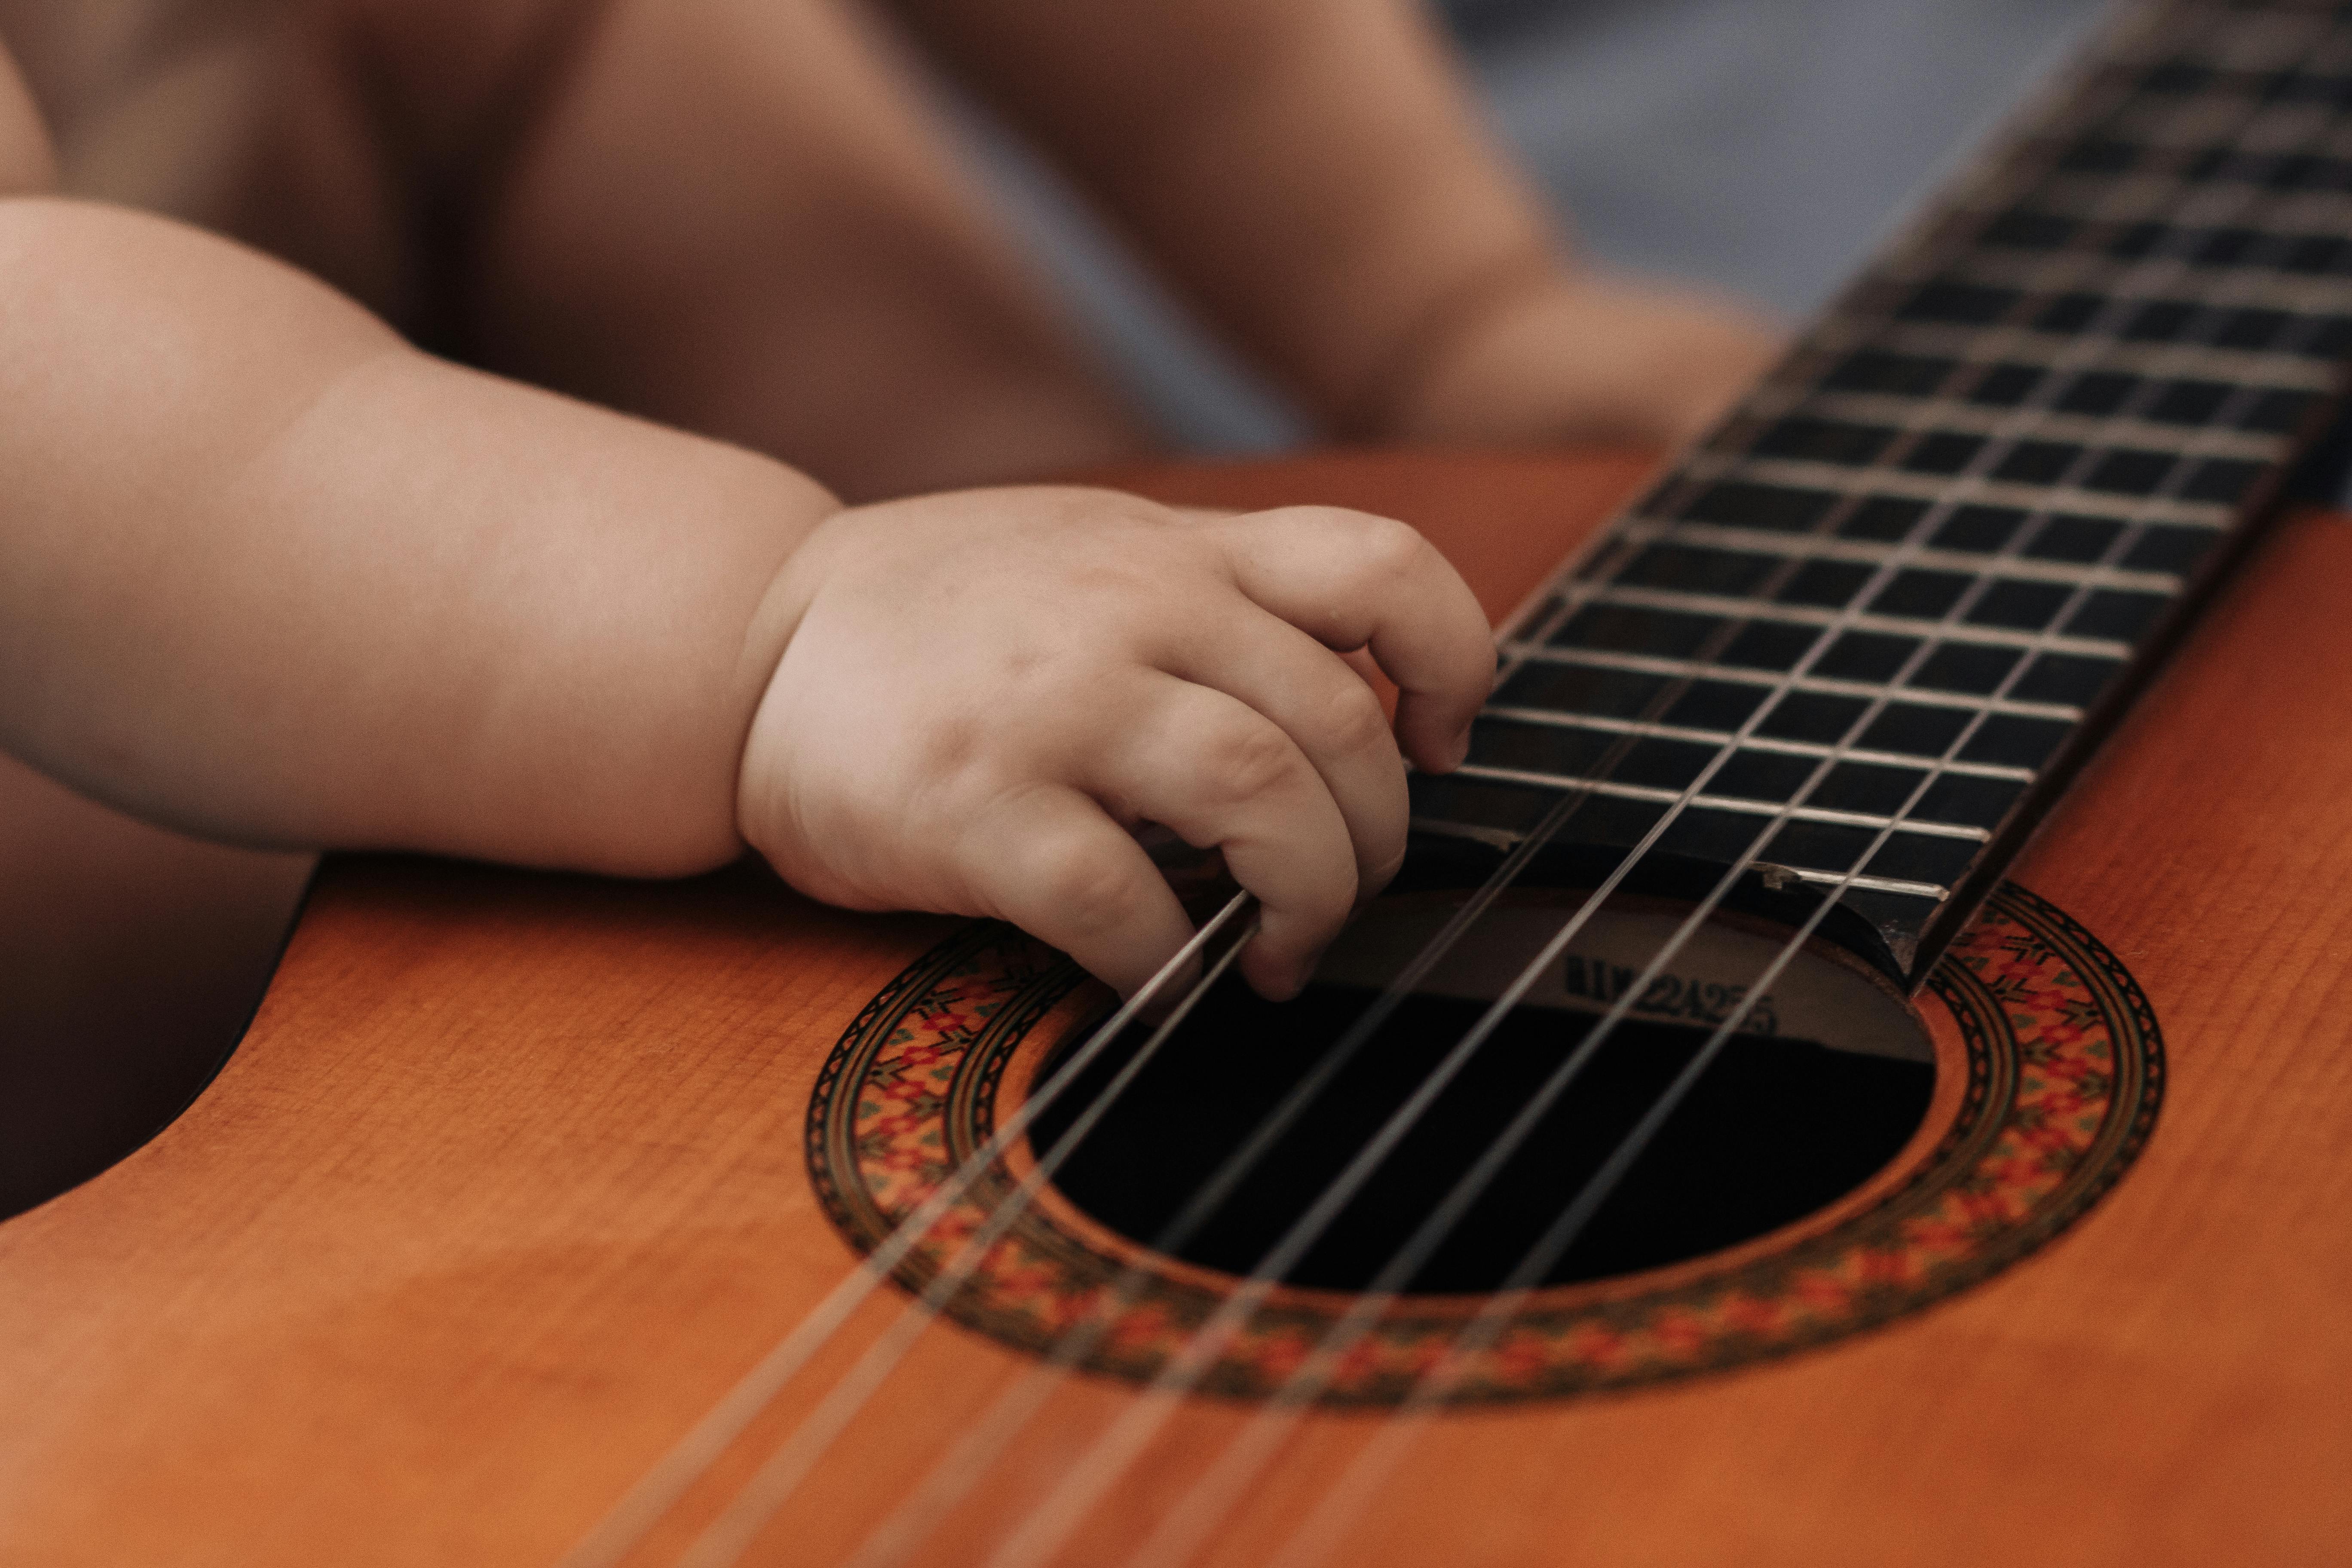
7 1 2352 1563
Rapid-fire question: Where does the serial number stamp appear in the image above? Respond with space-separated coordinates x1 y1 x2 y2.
1561 955 1780 1036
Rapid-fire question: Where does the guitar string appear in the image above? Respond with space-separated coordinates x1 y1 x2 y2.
578 6 2251 1559
787 20 2256 1568
823 792 1602 1568
972 26 2349 1568
1256 200 2352 1568
665 926 1256 1568
1461 0 2157 696
557 892 1253 1568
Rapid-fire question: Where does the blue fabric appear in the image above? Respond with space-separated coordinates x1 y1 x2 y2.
966 0 2108 452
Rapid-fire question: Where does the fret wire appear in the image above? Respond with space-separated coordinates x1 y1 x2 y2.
1671 456 2235 527
1447 762 1991 840
1839 319 2342 388
2042 98 2352 155
1797 347 2338 444
1498 646 2086 725
1484 1 2150 668
1609 518 2190 591
1570 582 2134 657
1709 79 2337 693
1987 168 2352 228
1966 196 2352 248
1467 37 2323 893
2178 12 2348 70
1731 132 2352 518
1712 194 2333 484
2105 92 2352 149
1853 136 2352 972
1785 389 2285 463
2024 120 2352 178
1853 210 2352 381
1819 57 2295 329
1971 207 2352 258
1467 216 2295 912
1740 350 2324 479
2078 114 2352 158
1498 643 2088 720
1926 250 2352 315
1871 15 2170 236
1743 864 1946 898
1477 705 2038 780
1404 811 1954 900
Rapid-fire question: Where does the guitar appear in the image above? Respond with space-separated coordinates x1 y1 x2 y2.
7 1 2352 1563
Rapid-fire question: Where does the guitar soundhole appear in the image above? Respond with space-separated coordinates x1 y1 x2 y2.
812 880 2156 1400
1030 894 1936 1293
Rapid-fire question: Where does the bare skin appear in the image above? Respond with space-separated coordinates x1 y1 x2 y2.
0 0 1777 1008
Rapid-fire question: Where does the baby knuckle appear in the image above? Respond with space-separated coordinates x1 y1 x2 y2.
1032 839 1151 932
1306 679 1390 757
1197 722 1301 805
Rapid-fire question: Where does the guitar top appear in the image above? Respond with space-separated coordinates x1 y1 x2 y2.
8 3 2352 1565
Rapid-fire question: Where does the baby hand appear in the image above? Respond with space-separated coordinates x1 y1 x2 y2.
736 486 1493 999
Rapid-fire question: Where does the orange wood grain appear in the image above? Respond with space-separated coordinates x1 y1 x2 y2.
3 447 2348 1567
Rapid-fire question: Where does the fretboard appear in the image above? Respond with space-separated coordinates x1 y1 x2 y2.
1410 0 2352 986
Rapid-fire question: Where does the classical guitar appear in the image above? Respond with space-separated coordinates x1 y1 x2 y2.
8 1 2352 1563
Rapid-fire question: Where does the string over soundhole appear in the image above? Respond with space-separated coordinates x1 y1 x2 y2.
1033 891 1935 1294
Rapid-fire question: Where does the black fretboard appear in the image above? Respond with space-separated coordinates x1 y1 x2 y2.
1410 0 2352 986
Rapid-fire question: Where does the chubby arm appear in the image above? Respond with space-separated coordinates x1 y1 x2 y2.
891 0 1776 445
0 193 838 876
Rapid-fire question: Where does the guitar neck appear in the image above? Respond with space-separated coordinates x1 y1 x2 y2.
1411 0 2352 987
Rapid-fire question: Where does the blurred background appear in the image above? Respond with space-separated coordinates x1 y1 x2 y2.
970 0 2106 452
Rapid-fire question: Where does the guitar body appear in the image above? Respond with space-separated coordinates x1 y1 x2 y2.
2 448 2348 1567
